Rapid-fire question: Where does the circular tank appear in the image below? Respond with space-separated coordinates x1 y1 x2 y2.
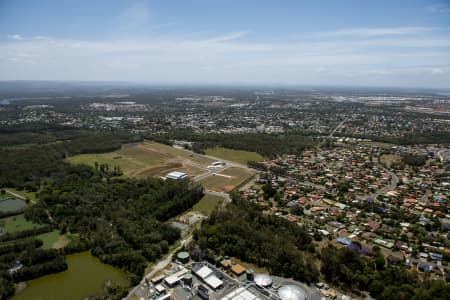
246 269 254 281
183 272 193 286
277 285 307 300
177 251 190 263
254 274 272 287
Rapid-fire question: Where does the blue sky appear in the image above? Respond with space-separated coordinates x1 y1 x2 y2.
0 0 449 88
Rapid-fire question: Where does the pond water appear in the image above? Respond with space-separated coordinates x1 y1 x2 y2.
13 251 128 300
0 199 27 212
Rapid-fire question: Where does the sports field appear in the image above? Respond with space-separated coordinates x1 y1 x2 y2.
205 147 264 164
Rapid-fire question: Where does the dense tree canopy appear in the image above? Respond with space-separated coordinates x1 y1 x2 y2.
193 193 319 283
0 128 204 299
153 131 316 158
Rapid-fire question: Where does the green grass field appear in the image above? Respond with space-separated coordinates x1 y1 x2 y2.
0 214 64 249
0 214 45 233
205 147 264 164
0 192 10 200
193 194 224 215
66 145 159 175
147 142 214 165
361 141 396 148
67 141 214 177
35 230 62 249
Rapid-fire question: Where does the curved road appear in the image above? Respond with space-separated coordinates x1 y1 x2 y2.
124 233 193 300
359 157 399 211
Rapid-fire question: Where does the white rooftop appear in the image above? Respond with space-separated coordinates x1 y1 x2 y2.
204 275 223 289
164 274 180 286
195 265 213 279
166 171 188 180
222 287 260 300
155 284 165 293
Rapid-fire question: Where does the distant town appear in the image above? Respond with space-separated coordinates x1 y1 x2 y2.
0 85 449 300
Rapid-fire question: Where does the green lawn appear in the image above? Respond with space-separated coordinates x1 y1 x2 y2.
67 142 190 176
0 214 63 249
193 194 224 215
35 230 62 249
1 214 45 233
0 192 11 200
205 147 264 164
361 141 396 148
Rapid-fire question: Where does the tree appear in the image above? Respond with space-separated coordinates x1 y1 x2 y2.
290 206 303 216
369 280 384 298
374 255 386 270
313 232 322 242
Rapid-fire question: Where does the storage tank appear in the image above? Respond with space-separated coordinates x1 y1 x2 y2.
246 269 254 281
277 285 307 300
254 274 272 287
182 272 193 286
177 251 190 263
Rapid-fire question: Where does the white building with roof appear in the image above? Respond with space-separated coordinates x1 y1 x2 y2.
166 171 188 180
222 287 260 300
164 273 180 286
204 275 223 290
194 265 213 279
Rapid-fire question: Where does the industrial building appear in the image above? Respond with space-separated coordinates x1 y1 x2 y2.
166 171 188 180
192 265 224 290
208 161 226 169
222 287 260 300
136 260 318 300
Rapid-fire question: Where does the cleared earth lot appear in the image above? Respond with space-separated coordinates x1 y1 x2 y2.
198 167 255 192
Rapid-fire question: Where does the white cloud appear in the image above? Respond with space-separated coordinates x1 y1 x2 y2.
7 57 36 64
7 34 24 40
0 30 449 88
206 31 249 43
314 26 438 37
431 67 449 74
33 36 51 41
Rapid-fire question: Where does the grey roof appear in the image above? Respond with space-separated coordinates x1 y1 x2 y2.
278 285 307 300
